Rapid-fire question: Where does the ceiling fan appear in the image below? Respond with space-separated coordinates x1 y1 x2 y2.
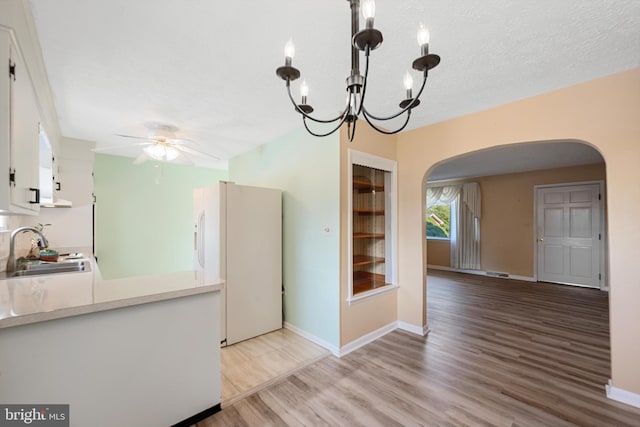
96 123 219 166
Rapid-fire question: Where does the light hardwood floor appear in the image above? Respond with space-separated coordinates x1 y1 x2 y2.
198 270 640 426
221 328 330 406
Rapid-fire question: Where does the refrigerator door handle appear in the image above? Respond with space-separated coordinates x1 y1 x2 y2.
198 211 205 268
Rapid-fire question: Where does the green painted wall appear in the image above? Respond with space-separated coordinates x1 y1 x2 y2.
94 154 228 279
229 129 340 349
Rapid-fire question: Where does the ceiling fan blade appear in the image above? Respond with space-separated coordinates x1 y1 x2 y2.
114 134 156 142
93 142 153 152
171 151 195 166
133 152 149 164
167 137 197 145
172 144 221 160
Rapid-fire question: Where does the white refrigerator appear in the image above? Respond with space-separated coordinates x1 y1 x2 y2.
193 181 282 346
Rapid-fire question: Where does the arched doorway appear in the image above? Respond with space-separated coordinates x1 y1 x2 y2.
421 140 618 417
423 139 606 289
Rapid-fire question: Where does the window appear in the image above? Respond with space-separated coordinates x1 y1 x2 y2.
426 202 452 239
426 183 482 270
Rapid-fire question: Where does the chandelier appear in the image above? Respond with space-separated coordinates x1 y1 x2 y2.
276 0 440 141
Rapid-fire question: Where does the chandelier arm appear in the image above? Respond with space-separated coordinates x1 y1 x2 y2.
302 114 350 138
362 72 428 121
361 108 412 135
354 48 371 117
286 80 346 124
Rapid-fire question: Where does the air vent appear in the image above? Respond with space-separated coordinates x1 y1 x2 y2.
486 271 509 278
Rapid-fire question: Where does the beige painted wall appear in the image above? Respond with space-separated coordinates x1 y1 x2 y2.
427 163 606 276
426 239 451 268
340 125 398 346
397 68 640 394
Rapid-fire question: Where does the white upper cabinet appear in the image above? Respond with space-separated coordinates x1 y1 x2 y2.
38 124 54 204
0 29 41 215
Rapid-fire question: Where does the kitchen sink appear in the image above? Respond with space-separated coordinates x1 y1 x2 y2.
1 260 91 279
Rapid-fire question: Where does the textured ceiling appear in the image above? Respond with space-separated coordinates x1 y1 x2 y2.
427 141 604 182
28 0 640 169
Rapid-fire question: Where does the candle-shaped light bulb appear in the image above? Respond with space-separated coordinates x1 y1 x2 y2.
300 80 309 97
403 71 414 99
300 80 309 104
417 23 430 56
284 38 295 65
362 0 376 28
403 71 414 91
417 23 430 46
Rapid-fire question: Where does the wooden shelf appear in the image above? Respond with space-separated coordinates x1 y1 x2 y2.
353 271 390 295
352 166 388 295
352 255 385 267
353 179 384 193
353 208 384 215
353 232 385 239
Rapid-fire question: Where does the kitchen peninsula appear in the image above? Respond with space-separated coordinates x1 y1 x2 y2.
0 254 224 427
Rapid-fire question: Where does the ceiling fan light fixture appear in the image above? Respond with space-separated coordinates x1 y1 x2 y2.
164 146 179 161
144 144 179 161
109 123 220 166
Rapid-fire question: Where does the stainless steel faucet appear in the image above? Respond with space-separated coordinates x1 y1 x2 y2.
6 227 49 273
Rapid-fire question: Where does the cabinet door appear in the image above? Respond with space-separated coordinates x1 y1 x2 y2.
0 32 10 211
9 40 40 213
37 125 55 204
52 150 61 195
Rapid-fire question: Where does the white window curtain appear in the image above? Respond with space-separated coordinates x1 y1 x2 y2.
453 182 481 270
426 185 460 207
427 183 481 270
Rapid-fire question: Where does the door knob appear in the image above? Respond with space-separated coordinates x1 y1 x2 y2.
539 237 544 242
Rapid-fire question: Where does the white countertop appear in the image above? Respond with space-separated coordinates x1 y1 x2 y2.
0 250 224 329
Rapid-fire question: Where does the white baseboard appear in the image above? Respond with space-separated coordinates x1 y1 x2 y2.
397 321 430 336
606 379 640 408
286 320 430 359
283 322 340 356
509 274 537 282
427 265 536 282
427 264 457 272
338 321 397 357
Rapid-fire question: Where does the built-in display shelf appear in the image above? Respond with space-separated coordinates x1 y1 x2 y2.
352 232 385 239
353 179 384 193
353 208 385 215
349 151 397 300
352 271 389 294
353 255 385 267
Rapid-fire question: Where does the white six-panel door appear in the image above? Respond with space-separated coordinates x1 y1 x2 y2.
536 184 602 288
